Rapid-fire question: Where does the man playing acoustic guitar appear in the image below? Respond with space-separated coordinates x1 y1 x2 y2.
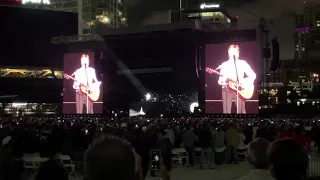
207 44 256 114
68 54 101 114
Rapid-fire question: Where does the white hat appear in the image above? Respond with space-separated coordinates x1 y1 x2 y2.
2 136 11 147
142 126 147 132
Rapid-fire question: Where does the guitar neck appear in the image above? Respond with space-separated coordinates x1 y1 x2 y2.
206 68 237 83
64 74 86 86
68 76 77 82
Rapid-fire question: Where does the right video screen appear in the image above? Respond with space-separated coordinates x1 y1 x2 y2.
205 41 259 114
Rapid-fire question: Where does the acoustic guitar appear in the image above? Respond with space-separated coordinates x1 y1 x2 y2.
205 67 254 100
64 73 101 102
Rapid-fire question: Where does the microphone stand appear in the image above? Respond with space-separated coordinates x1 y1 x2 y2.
84 64 89 114
233 55 240 114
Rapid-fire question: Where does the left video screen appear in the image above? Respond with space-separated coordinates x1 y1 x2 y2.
63 52 103 114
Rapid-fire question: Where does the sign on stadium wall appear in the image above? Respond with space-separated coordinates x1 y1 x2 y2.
22 0 50 5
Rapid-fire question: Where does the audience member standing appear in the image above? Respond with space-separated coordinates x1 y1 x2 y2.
311 123 320 154
226 124 239 164
238 128 246 149
133 127 153 179
252 123 258 140
293 126 311 151
212 127 225 166
164 125 175 146
198 124 213 169
157 130 173 172
182 125 197 166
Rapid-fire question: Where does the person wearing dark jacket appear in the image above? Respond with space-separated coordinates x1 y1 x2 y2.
133 127 153 179
151 129 172 177
198 124 213 169
157 132 172 171
182 126 197 166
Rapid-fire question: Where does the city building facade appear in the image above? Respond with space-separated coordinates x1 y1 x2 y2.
49 0 128 34
140 3 235 30
294 4 320 67
260 4 320 108
1 0 128 34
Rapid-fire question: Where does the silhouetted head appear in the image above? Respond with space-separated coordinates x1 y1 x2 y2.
83 135 136 180
268 138 308 180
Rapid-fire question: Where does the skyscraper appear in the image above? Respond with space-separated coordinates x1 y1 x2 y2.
1 0 128 34
294 4 320 66
304 4 320 28
49 0 127 34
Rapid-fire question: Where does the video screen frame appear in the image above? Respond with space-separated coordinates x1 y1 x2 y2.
204 41 260 114
63 52 103 114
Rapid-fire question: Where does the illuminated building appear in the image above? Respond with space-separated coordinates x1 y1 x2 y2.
0 67 63 115
0 67 63 79
49 0 128 34
264 4 320 100
1 103 59 115
0 6 77 115
1 0 128 35
181 9 232 29
294 4 320 68
132 3 234 30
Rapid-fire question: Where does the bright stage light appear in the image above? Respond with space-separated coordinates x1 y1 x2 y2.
189 102 199 113
145 93 151 101
139 107 145 115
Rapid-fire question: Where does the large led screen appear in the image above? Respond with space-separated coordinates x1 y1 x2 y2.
63 52 103 114
205 42 259 114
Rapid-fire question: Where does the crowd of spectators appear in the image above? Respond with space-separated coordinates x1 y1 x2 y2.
0 116 319 180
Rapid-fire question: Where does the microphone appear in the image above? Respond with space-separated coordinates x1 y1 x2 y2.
233 55 237 61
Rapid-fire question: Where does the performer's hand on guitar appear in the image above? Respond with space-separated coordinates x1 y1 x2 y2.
218 78 226 85
73 82 80 90
207 65 221 74
65 72 75 79
207 68 215 74
95 81 102 88
64 74 71 79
